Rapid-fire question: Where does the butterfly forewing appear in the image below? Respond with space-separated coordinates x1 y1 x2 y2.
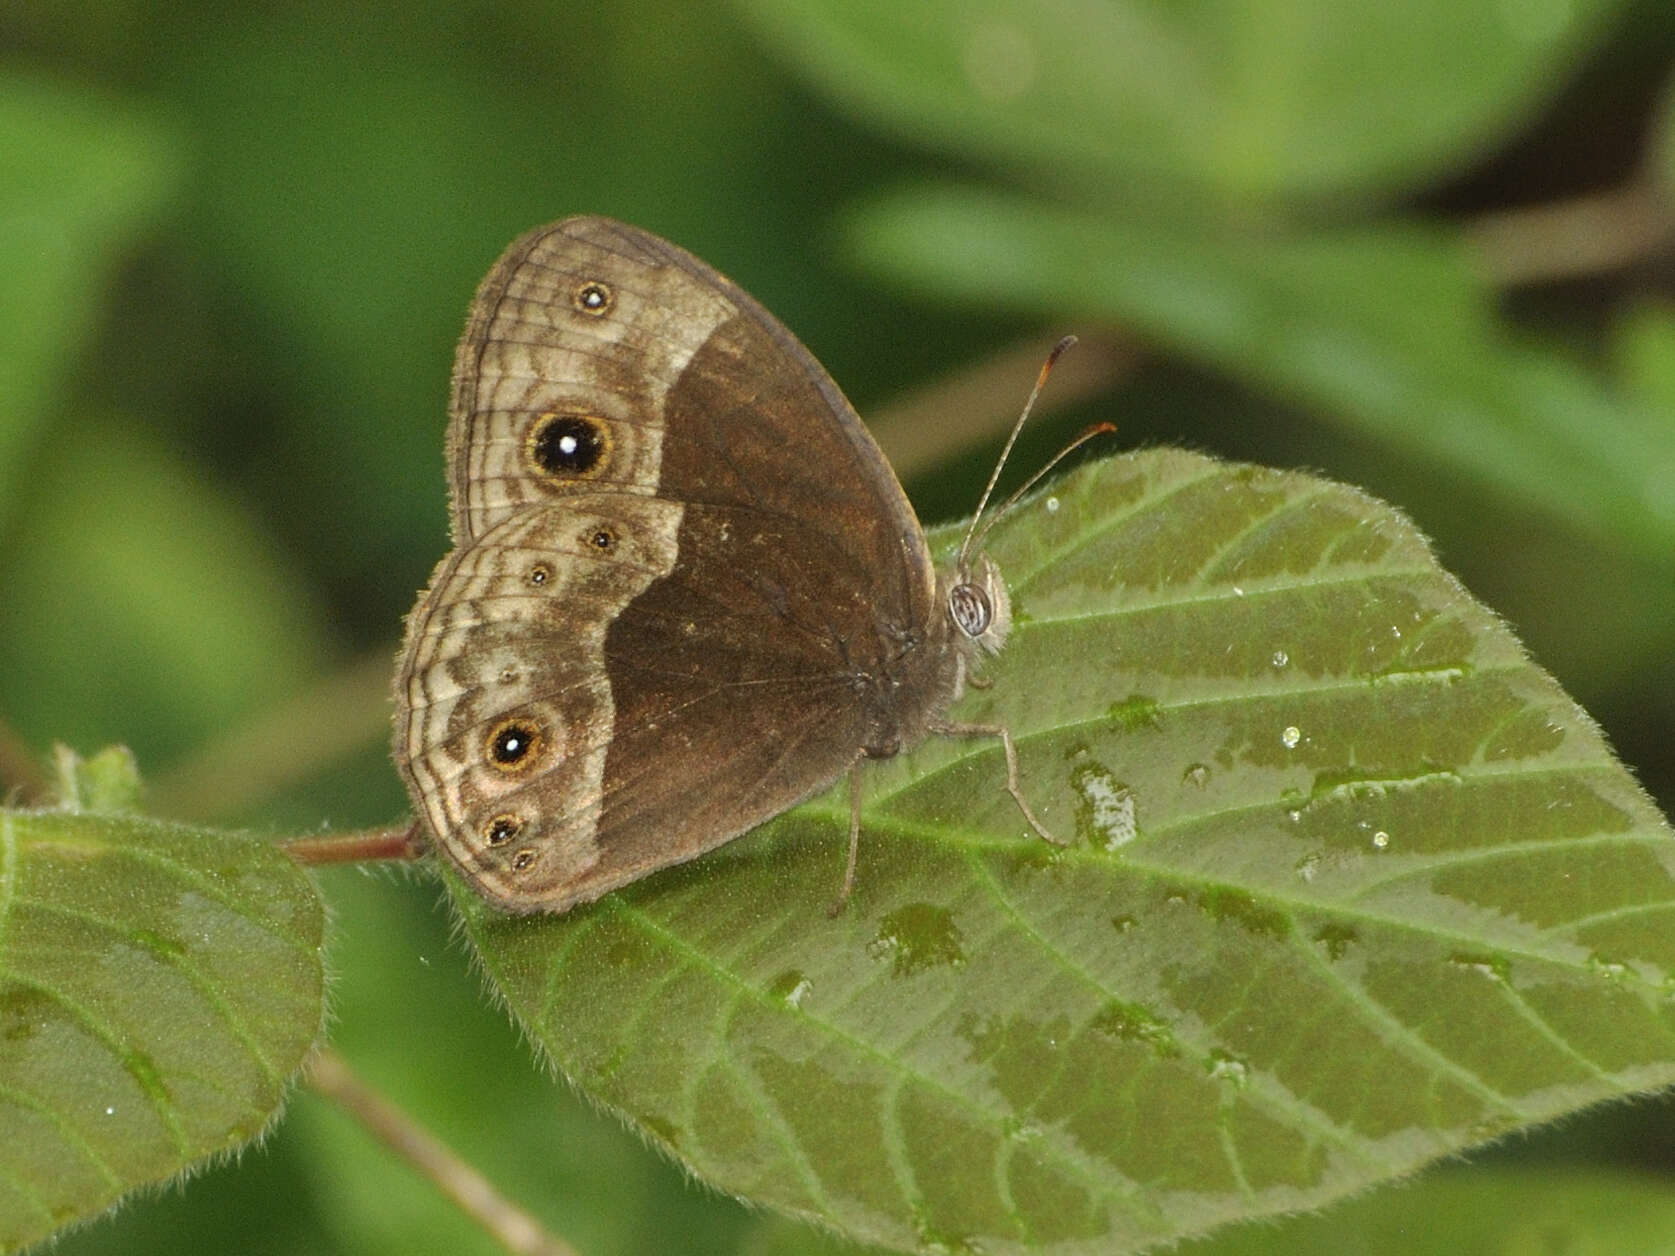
447 219 734 543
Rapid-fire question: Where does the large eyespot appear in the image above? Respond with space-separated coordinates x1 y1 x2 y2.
948 581 992 638
572 280 612 315
484 814 523 846
485 717 544 772
528 413 609 478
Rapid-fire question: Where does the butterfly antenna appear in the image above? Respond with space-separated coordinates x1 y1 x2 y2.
965 419 1117 559
956 335 1079 572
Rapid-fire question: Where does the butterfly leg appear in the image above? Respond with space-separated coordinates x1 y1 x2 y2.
929 720 1067 846
827 762 866 917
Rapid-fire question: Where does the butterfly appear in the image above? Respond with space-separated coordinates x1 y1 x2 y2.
393 217 1070 914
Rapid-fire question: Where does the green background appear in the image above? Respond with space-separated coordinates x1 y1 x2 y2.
4 1 1674 1252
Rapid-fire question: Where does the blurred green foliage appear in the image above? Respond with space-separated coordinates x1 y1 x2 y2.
3 0 1674 1253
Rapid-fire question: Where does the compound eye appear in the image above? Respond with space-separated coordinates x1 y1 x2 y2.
948 582 991 637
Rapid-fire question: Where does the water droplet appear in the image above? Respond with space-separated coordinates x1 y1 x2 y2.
1271 649 1289 668
1205 1049 1249 1087
1181 762 1210 789
1448 953 1510 982
1070 762 1138 850
768 969 813 1007
1587 953 1630 982
1389 624 1402 639
1044 495 1060 513
1371 830 1390 850
1281 725 1301 749
1003 1117 1044 1142
1232 585 1246 597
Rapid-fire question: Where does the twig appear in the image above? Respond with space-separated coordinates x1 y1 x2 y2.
307 1047 580 1256
282 822 424 867
151 649 393 821
1462 181 1670 287
0 715 47 803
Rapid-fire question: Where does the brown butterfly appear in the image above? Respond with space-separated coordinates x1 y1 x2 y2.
393 217 1071 914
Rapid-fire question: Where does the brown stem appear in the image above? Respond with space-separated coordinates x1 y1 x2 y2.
151 649 393 821
283 823 424 867
1462 181 1671 287
307 1047 580 1256
0 715 47 804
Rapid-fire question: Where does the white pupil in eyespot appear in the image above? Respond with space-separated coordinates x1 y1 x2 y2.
558 435 578 456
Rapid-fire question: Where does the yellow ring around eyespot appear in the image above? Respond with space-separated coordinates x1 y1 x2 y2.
484 717 544 774
572 279 613 315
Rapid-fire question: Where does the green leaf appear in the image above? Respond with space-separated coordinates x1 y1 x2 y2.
733 0 1622 203
0 74 179 530
1174 1165 1675 1255
0 415 333 766
0 809 324 1253
455 451 1675 1254
743 1163 1675 1254
50 746 144 815
844 186 1675 572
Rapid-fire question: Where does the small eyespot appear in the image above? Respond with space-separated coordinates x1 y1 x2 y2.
573 281 612 315
528 413 608 477
949 582 992 637
511 848 537 872
484 814 523 846
486 718 543 771
528 562 553 586
589 527 616 551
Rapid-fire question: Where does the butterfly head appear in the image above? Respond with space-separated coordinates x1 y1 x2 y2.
943 552 1010 656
